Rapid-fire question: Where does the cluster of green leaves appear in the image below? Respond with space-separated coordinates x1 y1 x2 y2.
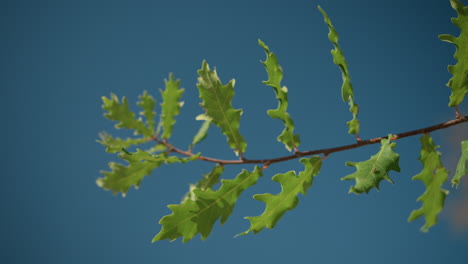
97 1 468 243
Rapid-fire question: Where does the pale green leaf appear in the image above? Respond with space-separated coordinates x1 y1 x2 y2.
452 140 468 187
258 39 300 151
439 0 468 106
342 136 400 194
123 148 200 164
190 120 211 149
102 93 152 136
153 167 263 243
183 164 224 202
97 132 147 153
318 6 360 135
408 134 449 232
97 149 199 196
197 61 247 155
160 73 184 139
240 156 322 235
137 91 156 134
97 153 164 197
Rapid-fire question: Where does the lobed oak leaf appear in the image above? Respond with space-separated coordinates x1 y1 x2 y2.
197 61 247 155
408 134 449 232
439 0 468 107
160 73 184 139
240 156 322 235
258 39 300 151
153 167 262 243
342 137 400 194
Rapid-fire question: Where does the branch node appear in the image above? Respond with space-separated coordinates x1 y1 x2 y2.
355 134 362 142
321 153 330 160
261 161 271 170
455 106 463 119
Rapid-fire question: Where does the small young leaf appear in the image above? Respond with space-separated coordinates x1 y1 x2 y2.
137 91 156 134
182 164 224 202
190 119 211 150
197 61 247 155
408 134 449 232
240 156 322 235
452 140 468 187
258 39 300 151
102 93 152 137
160 73 184 139
318 6 360 135
342 136 400 194
439 0 468 107
153 167 263 243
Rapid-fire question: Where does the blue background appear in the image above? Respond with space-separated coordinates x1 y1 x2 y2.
1 0 468 263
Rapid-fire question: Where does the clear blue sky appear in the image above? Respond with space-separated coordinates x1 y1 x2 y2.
1 0 467 263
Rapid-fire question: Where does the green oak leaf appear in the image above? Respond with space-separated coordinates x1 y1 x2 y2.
258 39 301 151
318 6 360 135
160 73 184 139
197 61 247 155
97 153 164 197
452 140 468 187
153 167 262 243
408 134 449 232
240 156 322 235
439 0 468 107
102 93 152 137
97 149 199 196
137 90 156 135
97 132 147 153
183 164 224 202
342 136 400 194
123 148 200 164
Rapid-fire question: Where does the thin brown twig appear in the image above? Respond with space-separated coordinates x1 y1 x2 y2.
151 115 468 166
